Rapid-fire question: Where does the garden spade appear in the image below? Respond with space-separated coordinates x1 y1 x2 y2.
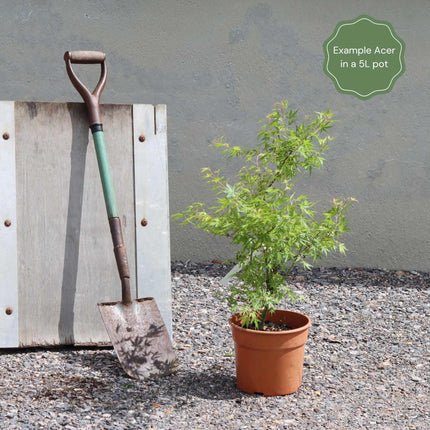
64 51 177 379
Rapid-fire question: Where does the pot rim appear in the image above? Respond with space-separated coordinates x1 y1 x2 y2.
229 309 311 335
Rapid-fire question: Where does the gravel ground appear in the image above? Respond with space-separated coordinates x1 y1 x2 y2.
1 262 429 429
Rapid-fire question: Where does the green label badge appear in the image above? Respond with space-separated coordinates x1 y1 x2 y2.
323 15 405 100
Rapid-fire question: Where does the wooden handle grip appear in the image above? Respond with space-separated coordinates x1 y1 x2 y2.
64 51 106 64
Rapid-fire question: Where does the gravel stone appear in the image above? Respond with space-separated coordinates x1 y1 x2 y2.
0 262 429 429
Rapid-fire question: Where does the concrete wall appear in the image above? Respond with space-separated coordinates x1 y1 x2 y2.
1 0 429 271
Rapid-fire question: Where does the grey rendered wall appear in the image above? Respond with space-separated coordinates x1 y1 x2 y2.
0 1 429 271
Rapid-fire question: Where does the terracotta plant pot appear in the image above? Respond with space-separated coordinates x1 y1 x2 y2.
229 310 311 396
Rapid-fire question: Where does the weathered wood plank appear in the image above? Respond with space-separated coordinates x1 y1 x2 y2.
15 102 136 346
0 101 19 347
133 104 172 337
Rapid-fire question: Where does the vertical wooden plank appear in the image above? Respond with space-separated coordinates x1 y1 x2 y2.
0 101 19 347
133 104 172 338
14 102 135 346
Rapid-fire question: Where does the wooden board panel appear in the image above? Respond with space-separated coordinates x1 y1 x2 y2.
0 101 19 347
15 102 136 346
133 104 172 337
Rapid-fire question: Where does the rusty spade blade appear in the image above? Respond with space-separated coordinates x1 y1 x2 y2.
98 298 177 379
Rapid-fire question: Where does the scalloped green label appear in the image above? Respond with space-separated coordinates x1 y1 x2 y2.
323 15 405 100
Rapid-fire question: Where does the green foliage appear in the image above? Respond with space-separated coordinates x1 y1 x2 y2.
173 101 355 330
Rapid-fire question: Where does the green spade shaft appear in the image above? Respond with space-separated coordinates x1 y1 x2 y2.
92 130 118 218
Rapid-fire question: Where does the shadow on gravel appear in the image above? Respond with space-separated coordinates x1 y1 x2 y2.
77 349 240 401
292 267 430 290
33 365 241 421
168 369 239 401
